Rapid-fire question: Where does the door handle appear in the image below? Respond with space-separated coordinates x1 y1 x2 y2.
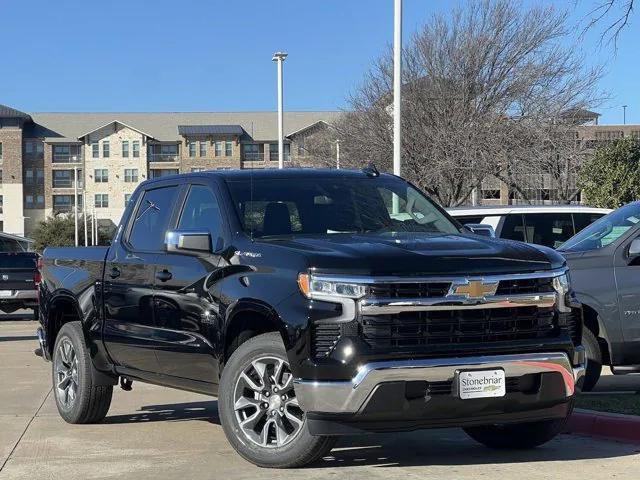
156 269 173 282
108 267 121 279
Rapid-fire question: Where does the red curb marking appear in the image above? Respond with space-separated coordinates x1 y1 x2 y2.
566 410 640 444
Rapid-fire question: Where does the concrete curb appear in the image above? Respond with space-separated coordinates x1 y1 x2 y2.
566 408 640 444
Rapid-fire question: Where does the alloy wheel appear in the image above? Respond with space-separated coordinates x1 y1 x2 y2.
54 338 79 409
233 356 304 448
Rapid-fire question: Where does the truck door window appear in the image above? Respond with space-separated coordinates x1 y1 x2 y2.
522 213 574 248
178 185 223 238
128 185 179 251
500 214 526 242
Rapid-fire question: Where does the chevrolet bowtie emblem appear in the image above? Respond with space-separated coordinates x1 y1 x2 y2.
449 280 499 298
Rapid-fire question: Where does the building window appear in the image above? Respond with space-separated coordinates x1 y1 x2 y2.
132 140 140 158
149 143 178 161
124 168 138 182
53 194 82 213
53 145 81 163
92 142 99 158
241 143 261 161
297 137 306 156
124 193 132 204
0 142 2 160
53 170 82 188
482 189 501 200
102 140 110 158
0 195 3 214
25 170 33 184
26 142 33 154
0 169 3 183
269 143 291 161
95 194 109 208
94 169 108 183
37 195 44 206
26 195 34 207
215 141 223 157
150 169 179 178
37 168 44 184
189 142 196 157
200 141 207 157
122 140 129 158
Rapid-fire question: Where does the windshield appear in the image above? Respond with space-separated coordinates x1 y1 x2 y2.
559 201 640 252
225 175 460 238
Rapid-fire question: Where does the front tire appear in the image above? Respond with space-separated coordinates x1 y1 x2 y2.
582 328 602 392
52 322 113 424
219 332 336 468
463 405 573 449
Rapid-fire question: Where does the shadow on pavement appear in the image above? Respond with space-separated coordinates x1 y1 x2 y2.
103 400 220 425
0 335 37 342
101 400 639 468
0 312 36 322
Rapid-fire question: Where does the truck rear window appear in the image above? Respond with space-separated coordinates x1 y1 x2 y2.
226 176 460 238
0 254 37 269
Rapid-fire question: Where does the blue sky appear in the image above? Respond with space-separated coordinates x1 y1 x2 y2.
1 0 636 124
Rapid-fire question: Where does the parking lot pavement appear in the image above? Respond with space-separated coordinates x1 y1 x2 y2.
1 318 639 480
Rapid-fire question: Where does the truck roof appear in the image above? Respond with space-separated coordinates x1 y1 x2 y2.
145 168 390 185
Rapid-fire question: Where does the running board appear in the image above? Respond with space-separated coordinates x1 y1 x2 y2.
611 365 640 375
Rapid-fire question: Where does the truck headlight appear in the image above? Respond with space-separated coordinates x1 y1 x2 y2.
298 273 368 300
552 272 571 313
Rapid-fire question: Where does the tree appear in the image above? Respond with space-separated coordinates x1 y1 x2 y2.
33 215 109 252
584 0 635 46
578 138 640 208
307 0 603 207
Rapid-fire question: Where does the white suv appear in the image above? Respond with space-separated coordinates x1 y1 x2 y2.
448 205 612 249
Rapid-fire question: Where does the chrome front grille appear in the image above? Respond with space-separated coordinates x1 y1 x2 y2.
369 282 451 298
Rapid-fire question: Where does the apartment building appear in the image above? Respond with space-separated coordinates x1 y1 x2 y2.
0 104 339 236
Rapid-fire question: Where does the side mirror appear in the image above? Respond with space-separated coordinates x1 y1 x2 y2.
464 223 496 238
628 238 640 259
165 230 212 256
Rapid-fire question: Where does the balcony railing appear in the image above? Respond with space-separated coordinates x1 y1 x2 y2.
269 152 291 162
149 153 179 162
53 205 74 214
242 152 264 161
52 180 84 189
52 154 83 163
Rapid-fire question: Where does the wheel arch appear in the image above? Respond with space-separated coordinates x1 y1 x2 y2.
581 303 612 366
222 300 289 369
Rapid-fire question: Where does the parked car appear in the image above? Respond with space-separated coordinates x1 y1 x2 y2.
558 201 640 390
36 169 584 468
0 252 40 320
448 206 611 249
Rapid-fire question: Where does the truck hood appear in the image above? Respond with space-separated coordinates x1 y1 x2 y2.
261 232 565 276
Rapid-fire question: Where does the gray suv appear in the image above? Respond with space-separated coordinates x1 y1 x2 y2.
558 201 640 390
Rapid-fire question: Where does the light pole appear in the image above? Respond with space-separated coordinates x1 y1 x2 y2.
73 162 79 247
623 105 628 125
336 139 340 169
393 0 402 178
272 51 288 169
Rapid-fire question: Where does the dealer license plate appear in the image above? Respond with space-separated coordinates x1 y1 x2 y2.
458 369 506 399
0 290 12 297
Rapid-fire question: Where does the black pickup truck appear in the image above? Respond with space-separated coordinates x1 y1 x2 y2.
37 168 585 468
0 252 39 319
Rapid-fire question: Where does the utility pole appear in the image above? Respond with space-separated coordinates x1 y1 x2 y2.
83 190 88 247
623 105 628 125
336 139 340 169
272 52 288 169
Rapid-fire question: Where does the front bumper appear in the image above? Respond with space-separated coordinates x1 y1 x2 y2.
295 352 585 415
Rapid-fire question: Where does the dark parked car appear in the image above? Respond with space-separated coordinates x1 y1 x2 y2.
36 169 585 468
0 252 39 319
558 201 640 390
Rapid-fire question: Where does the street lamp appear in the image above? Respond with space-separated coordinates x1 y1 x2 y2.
272 51 288 169
335 139 340 169
393 0 402 178
623 105 628 125
72 160 79 247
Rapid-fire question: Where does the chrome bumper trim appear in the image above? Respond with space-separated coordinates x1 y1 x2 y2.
359 292 557 315
0 290 37 301
295 352 583 414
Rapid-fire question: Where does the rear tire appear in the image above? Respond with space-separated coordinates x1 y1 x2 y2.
582 328 602 392
219 332 336 468
52 322 113 424
463 405 573 449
